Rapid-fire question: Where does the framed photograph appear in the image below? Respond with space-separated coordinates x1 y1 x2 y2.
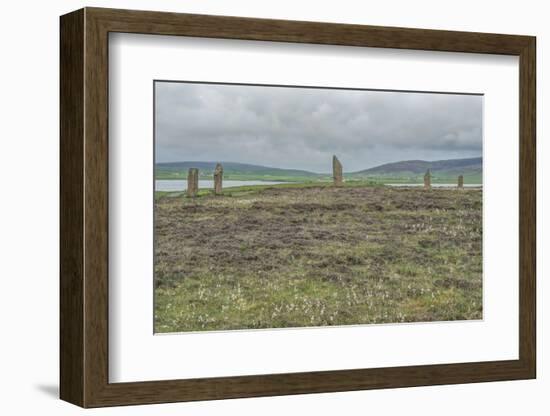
60 7 536 407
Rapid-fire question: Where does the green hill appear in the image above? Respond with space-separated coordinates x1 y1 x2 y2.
349 157 482 184
156 157 482 184
155 161 325 182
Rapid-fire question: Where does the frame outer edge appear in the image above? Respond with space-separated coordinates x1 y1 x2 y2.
83 6 111 408
85 6 532 54
61 7 537 407
519 37 536 377
60 8 86 407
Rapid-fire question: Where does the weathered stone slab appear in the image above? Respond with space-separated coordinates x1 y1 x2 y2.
187 168 199 197
458 175 464 189
333 155 343 187
424 169 432 190
214 163 223 195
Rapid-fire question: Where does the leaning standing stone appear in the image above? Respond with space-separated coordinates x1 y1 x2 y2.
333 155 343 187
424 169 432 190
214 163 223 195
458 175 464 189
187 168 199 198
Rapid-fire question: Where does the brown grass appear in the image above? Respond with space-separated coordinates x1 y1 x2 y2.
154 185 482 332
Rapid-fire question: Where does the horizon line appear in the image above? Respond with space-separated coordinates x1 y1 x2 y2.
155 155 483 173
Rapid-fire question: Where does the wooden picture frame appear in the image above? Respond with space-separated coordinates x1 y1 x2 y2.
60 7 536 408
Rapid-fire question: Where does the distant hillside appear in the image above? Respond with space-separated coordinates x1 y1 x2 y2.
156 157 482 184
352 157 481 175
156 161 322 181
349 157 482 183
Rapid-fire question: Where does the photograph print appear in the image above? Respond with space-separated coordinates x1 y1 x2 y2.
154 81 483 333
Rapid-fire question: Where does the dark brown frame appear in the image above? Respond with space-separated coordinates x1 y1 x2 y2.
60 7 536 408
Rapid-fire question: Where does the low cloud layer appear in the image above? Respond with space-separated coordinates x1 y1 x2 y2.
155 81 482 172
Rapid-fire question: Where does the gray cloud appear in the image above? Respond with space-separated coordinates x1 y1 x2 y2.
155 81 482 173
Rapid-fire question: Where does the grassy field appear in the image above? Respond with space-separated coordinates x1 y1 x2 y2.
349 172 483 184
154 183 482 333
155 171 482 184
156 171 325 182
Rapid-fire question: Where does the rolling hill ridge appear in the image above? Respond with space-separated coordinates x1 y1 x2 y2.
351 157 482 175
156 157 482 183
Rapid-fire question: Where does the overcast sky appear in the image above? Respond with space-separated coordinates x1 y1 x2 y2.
155 81 483 173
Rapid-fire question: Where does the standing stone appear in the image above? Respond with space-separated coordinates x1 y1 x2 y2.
424 169 432 190
458 175 464 189
333 155 343 187
214 163 223 195
187 168 199 198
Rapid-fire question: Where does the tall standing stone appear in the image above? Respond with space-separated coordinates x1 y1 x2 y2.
424 169 432 190
187 168 199 198
214 163 223 195
333 155 343 187
458 175 464 189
